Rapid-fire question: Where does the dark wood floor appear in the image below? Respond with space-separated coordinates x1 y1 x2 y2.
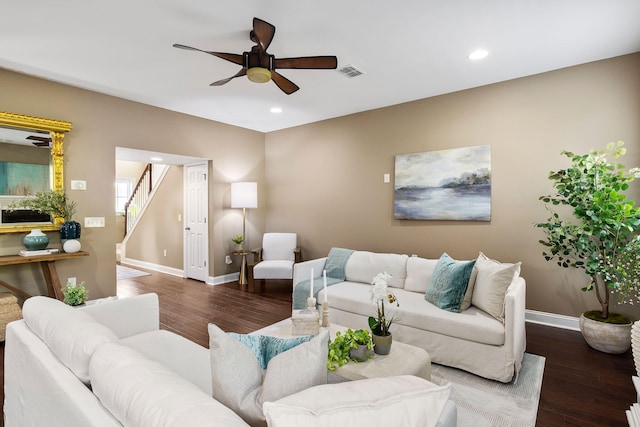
2 268 637 426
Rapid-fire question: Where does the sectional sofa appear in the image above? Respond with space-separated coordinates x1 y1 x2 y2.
293 249 526 383
4 292 456 427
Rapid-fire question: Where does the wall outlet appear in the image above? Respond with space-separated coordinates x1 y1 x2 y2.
225 255 232 265
163 249 167 257
67 277 76 286
383 173 390 183
85 217 105 227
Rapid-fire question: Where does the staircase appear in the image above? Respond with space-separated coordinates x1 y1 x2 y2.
123 163 167 237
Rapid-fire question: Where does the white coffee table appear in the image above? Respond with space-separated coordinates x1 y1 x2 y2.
254 319 431 383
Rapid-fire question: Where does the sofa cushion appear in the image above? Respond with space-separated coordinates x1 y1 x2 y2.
208 323 329 426
22 296 118 385
404 257 439 293
471 252 521 322
120 329 212 395
227 333 315 369
328 281 505 345
425 253 476 313
89 342 248 427
345 251 409 289
263 375 451 427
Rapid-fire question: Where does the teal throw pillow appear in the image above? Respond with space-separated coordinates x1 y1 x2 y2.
227 333 314 369
425 253 476 313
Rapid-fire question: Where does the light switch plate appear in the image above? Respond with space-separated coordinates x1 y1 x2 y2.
383 173 390 183
84 217 105 227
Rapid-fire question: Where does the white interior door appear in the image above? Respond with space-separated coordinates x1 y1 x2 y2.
184 162 209 282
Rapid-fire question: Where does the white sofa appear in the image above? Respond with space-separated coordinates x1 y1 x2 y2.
294 250 526 383
4 293 457 427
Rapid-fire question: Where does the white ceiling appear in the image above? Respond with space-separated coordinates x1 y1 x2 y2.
1 1 639 133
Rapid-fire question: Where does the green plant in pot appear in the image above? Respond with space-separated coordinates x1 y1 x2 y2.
231 235 245 250
9 190 80 239
536 141 640 353
327 328 373 371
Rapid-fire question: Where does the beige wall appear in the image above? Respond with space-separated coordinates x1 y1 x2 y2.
264 53 640 319
1 53 639 319
0 68 265 299
125 165 184 269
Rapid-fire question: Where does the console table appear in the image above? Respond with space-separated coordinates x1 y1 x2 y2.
0 251 89 301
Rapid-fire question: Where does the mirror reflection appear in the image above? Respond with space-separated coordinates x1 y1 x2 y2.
0 111 72 233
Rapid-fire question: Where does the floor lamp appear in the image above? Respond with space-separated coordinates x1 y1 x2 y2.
231 182 257 285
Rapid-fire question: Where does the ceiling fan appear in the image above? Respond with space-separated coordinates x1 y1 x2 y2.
173 17 338 95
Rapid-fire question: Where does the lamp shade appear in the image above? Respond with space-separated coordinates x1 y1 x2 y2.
231 182 258 209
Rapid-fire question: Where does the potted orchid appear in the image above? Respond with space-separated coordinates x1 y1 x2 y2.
368 271 399 354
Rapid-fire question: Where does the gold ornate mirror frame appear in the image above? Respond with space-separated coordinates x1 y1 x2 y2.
0 111 72 233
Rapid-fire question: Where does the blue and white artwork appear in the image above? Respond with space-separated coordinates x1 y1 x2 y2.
394 145 491 221
0 162 50 196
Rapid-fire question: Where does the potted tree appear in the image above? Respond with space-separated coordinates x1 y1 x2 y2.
536 141 640 353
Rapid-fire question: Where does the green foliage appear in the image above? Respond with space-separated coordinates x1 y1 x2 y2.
63 281 87 306
327 328 373 371
231 235 245 244
536 141 640 319
9 190 77 222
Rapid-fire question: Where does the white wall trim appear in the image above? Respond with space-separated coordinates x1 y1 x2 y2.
120 257 184 278
210 272 240 286
525 309 580 331
120 257 240 286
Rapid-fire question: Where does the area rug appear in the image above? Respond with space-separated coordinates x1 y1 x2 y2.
253 318 544 427
116 264 151 280
430 353 545 427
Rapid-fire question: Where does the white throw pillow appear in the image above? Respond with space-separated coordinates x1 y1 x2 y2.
404 257 439 293
263 375 451 427
208 323 329 426
89 342 248 427
471 252 521 322
22 296 118 384
345 251 409 288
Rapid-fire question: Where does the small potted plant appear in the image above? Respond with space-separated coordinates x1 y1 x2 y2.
327 328 374 371
231 235 245 251
368 271 399 355
62 281 87 306
536 141 640 353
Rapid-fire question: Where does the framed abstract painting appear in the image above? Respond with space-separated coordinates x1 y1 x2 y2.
394 145 491 221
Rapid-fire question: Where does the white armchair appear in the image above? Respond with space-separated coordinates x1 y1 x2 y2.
248 233 301 292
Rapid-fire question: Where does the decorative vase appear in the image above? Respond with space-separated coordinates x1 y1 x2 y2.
579 313 632 354
372 333 392 355
23 228 49 250
60 220 81 239
63 239 81 253
349 344 374 362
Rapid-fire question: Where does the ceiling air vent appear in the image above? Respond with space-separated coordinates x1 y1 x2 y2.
337 64 365 78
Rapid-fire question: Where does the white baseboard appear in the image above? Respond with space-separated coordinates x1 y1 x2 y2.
208 273 240 285
120 257 240 286
120 257 184 278
525 309 580 331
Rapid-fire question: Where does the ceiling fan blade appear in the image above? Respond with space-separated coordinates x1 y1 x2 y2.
173 44 244 66
270 70 299 95
210 69 247 86
274 56 338 70
252 18 276 53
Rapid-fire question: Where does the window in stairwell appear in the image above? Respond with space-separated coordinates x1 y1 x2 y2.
115 178 133 214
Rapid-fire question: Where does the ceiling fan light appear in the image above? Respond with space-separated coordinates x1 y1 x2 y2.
247 67 271 83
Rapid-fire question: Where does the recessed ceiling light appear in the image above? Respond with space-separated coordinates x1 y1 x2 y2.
468 49 489 60
270 107 283 113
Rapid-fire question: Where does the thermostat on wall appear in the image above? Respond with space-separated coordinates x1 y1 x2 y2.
70 180 86 190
